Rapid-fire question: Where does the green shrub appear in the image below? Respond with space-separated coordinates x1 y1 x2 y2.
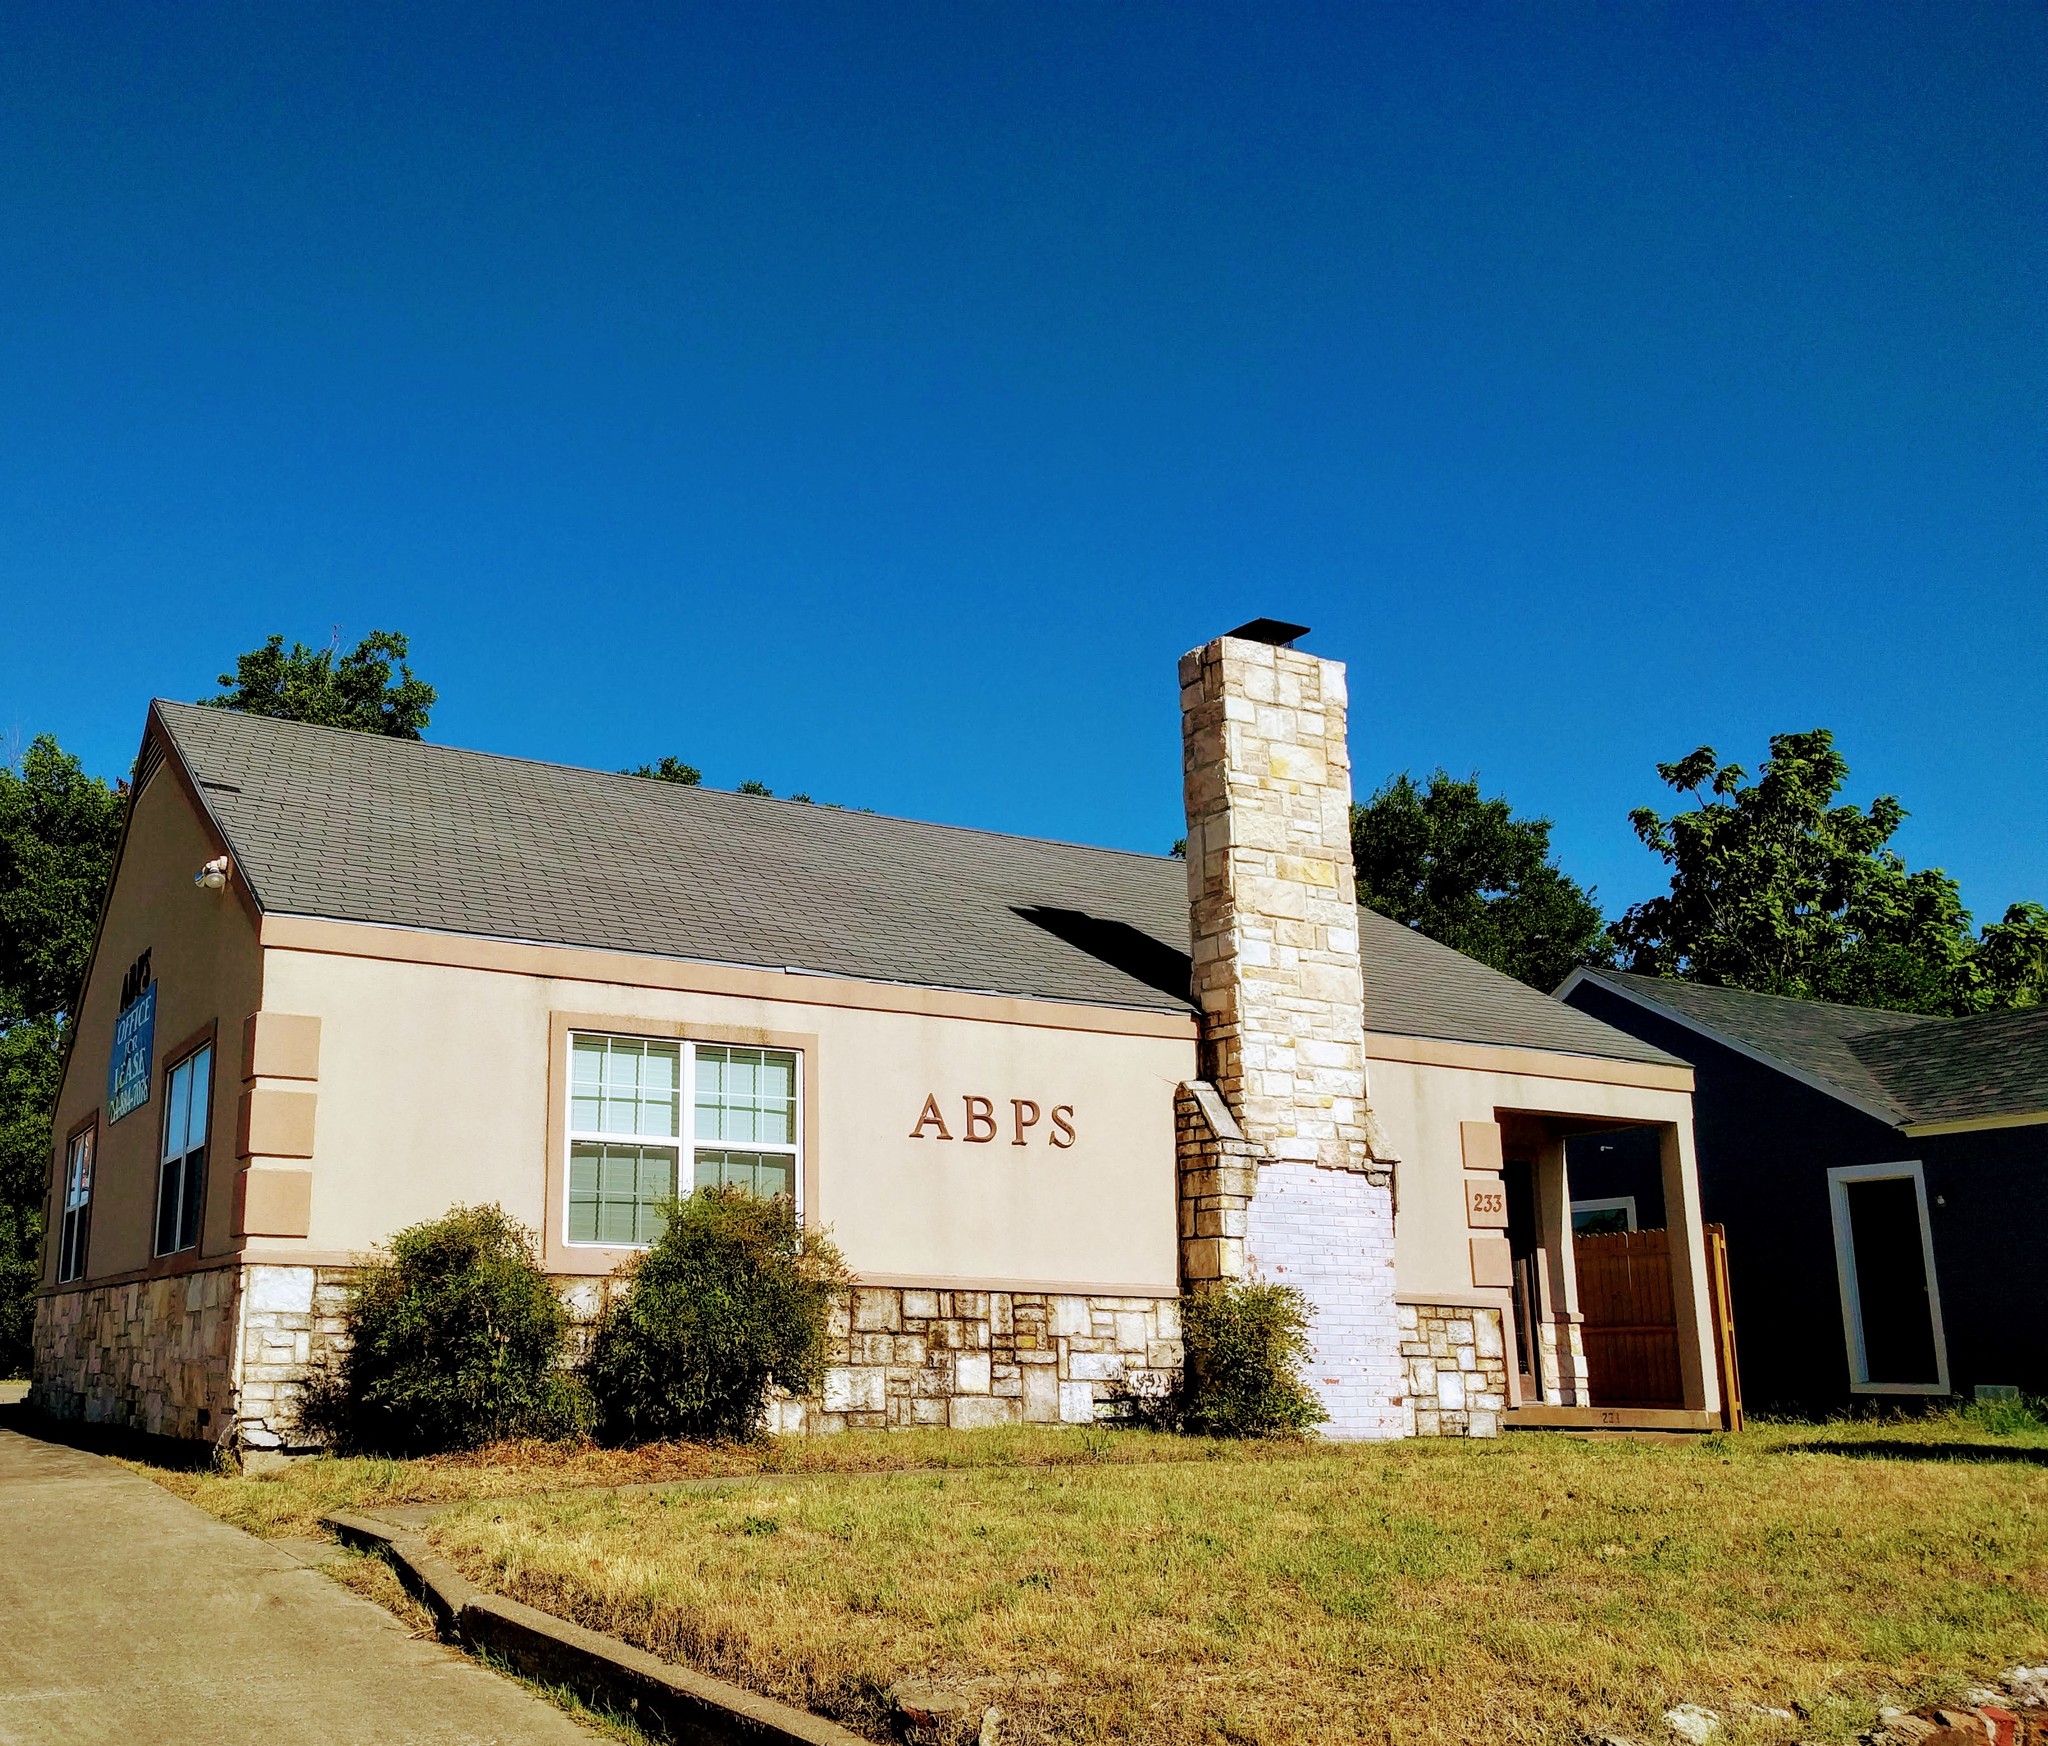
297 1204 583 1455
1172 1281 1328 1437
584 1187 848 1444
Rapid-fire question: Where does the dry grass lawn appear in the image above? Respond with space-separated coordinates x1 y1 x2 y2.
143 1417 2048 1746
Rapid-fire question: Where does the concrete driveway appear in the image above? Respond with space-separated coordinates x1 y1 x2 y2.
0 1415 596 1745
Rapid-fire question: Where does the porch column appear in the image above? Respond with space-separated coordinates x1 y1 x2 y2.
1660 1122 1722 1415
1535 1136 1588 1406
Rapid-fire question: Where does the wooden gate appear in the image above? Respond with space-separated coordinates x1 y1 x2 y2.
1574 1227 1684 1408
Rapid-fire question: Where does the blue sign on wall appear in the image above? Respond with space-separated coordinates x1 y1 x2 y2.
107 982 156 1124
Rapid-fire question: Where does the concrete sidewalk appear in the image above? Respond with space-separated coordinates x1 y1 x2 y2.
0 1418 596 1745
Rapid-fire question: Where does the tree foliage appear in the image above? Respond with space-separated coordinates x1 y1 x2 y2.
0 1017 64 1375
1351 770 1609 991
625 756 702 785
0 738 126 1375
1612 730 2048 1015
204 629 436 739
0 737 129 1025
584 1187 848 1444
297 1204 584 1455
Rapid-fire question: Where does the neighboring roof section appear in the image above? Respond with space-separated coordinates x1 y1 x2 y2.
148 701 1681 1066
1562 969 1927 1123
151 701 1198 1014
1850 1005 2048 1130
1363 914 1682 1066
1562 968 2048 1130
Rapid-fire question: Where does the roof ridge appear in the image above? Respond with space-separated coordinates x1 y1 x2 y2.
150 699 1186 870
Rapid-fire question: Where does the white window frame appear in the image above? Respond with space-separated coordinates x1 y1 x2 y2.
564 1031 804 1249
1827 1160 1950 1396
57 1124 95 1284
1571 1195 1638 1233
155 1042 213 1258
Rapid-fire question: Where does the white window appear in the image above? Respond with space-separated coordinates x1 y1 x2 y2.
1571 1196 1638 1236
567 1034 800 1248
1827 1160 1950 1396
57 1126 95 1284
155 1043 212 1257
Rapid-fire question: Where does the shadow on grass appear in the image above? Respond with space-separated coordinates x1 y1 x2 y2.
1781 1438 2048 1467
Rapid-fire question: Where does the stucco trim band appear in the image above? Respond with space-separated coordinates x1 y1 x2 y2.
260 915 1200 1040
854 1272 1177 1297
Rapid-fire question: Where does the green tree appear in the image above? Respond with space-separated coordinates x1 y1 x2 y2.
0 738 127 1374
1612 729 2047 1015
624 757 702 785
1351 771 1609 991
204 629 435 739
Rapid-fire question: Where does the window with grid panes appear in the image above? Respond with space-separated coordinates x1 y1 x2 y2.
566 1035 800 1246
58 1125 94 1283
155 1044 211 1256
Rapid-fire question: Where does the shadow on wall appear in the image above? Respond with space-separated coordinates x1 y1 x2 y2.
1013 907 1193 1006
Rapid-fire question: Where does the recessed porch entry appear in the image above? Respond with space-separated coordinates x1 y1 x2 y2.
1501 1117 1706 1414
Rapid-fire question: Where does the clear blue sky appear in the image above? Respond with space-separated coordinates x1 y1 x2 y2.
4 4 2042 925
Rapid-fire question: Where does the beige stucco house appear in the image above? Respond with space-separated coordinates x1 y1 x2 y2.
33 626 1720 1450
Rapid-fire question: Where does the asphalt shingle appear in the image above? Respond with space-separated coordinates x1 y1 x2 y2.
151 701 1676 1064
1570 968 2048 1127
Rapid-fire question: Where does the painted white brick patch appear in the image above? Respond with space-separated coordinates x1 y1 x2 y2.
1246 1159 1405 1440
244 1265 316 1315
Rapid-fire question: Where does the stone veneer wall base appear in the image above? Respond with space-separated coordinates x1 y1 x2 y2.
33 1268 1182 1448
1400 1302 1509 1437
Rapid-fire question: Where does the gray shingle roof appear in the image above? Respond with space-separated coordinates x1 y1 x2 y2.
1569 970 1927 1122
1848 1006 2048 1128
1361 912 1681 1064
151 701 1675 1063
1568 968 2048 1127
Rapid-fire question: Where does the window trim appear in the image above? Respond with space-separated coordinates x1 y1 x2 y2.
56 1115 98 1285
560 1027 805 1254
1827 1160 1950 1396
154 1039 215 1259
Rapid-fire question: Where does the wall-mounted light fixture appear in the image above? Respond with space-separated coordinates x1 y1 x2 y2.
195 856 231 891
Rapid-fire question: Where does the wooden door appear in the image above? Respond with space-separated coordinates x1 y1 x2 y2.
1574 1227 1684 1407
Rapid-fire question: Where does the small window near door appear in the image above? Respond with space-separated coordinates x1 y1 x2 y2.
57 1125 95 1283
1828 1161 1948 1395
155 1043 212 1256
1572 1196 1638 1236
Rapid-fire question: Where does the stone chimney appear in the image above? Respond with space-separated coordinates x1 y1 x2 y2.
1175 622 1404 1439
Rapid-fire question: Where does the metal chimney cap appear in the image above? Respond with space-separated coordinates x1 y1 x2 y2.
1223 618 1311 648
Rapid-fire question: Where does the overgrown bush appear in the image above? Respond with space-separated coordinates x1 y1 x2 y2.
584 1187 848 1444
1169 1280 1328 1437
297 1204 584 1455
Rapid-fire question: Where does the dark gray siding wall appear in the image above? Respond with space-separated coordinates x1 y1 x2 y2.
1919 1125 2048 1398
1563 982 1909 1412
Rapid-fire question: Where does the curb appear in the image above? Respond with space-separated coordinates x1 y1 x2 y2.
324 1511 869 1746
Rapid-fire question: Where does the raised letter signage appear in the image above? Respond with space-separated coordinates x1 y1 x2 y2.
910 1094 1075 1148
